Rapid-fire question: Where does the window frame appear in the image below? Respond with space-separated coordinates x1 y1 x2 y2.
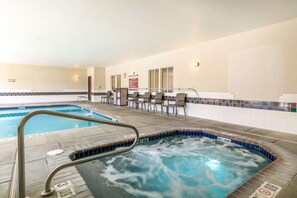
148 67 173 93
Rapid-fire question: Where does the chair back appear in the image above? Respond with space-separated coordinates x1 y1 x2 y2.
155 92 164 104
106 91 112 98
132 92 139 100
143 92 151 102
175 93 187 106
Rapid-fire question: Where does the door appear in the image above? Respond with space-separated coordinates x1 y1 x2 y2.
88 76 92 101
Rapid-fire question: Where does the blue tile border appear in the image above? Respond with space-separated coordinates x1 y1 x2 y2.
71 129 277 162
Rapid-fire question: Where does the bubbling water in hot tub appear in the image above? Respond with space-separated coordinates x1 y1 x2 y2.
80 136 271 198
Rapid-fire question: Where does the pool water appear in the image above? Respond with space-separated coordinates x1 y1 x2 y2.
77 136 271 198
0 105 111 138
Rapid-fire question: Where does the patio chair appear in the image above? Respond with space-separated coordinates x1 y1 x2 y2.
148 92 164 113
137 92 151 111
106 91 114 104
162 93 187 117
128 92 139 108
101 91 112 103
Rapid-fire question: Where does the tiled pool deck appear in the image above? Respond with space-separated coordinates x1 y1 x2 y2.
0 102 297 198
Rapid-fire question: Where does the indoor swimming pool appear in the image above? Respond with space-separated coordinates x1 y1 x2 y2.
0 104 112 139
77 135 272 198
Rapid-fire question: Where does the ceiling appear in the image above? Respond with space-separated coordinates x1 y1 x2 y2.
0 0 297 68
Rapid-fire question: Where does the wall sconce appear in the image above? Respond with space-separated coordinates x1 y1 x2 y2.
74 75 80 81
194 62 200 67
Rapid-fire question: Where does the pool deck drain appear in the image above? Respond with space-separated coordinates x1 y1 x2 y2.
0 102 296 198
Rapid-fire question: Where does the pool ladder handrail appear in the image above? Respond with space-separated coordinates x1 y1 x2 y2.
17 110 139 198
77 96 90 103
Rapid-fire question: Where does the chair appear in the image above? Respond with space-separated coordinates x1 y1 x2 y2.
101 91 112 103
148 92 164 113
162 93 187 117
128 92 139 108
137 92 151 111
106 91 114 104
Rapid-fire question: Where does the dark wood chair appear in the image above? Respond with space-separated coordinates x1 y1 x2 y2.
162 93 187 117
148 92 164 113
128 92 139 108
137 92 151 111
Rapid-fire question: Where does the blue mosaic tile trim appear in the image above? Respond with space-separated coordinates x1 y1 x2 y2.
0 92 87 96
71 141 133 160
129 93 296 113
72 130 276 162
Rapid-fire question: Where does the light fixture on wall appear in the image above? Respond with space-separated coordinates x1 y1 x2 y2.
194 62 200 67
74 75 80 81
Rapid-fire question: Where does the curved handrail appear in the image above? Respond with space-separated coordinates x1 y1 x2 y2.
17 110 139 198
187 88 199 98
77 96 90 103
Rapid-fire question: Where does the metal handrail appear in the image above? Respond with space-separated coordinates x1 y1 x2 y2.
77 96 90 103
17 110 139 198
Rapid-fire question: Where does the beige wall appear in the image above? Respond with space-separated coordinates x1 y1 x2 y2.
94 67 106 91
0 63 87 91
87 67 106 92
106 18 297 101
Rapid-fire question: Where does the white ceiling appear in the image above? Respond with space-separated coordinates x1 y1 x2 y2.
0 0 297 68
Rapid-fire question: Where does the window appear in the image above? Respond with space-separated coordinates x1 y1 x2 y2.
161 67 173 92
111 75 121 89
148 67 173 92
149 69 159 92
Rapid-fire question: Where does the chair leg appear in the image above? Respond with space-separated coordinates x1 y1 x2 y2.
183 106 186 116
175 107 177 117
